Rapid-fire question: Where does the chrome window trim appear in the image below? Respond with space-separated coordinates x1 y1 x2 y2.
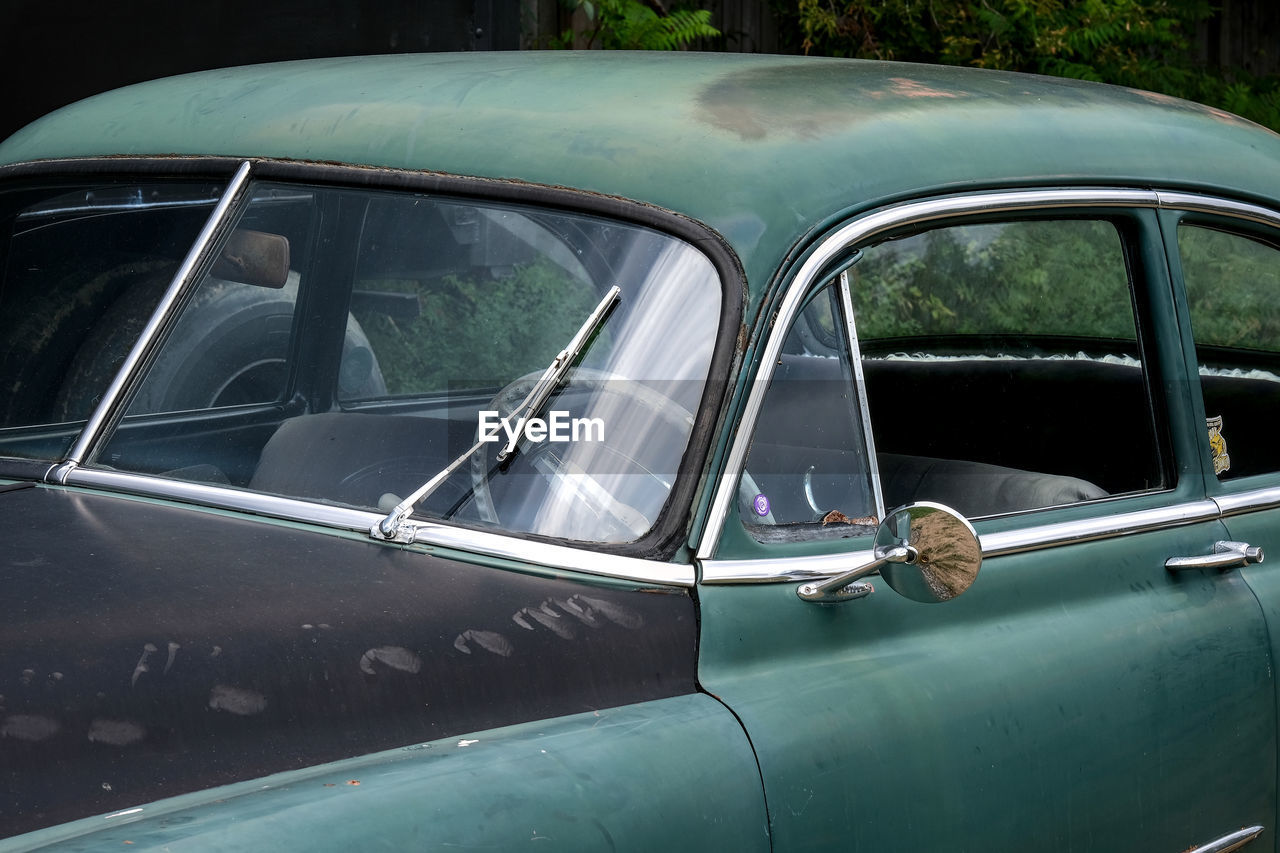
978 499 1220 557
60 468 694 587
701 499 1220 583
61 161 255 469
1215 486 1280 517
838 270 885 520
1157 191 1280 228
696 187 1161 563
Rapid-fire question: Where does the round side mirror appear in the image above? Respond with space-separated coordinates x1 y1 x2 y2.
797 501 982 604
878 502 982 603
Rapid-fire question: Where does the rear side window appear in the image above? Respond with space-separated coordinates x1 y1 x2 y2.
736 216 1163 541
1178 223 1280 480
851 219 1162 514
0 181 224 459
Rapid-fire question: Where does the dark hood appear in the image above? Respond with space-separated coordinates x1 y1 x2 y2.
0 484 696 838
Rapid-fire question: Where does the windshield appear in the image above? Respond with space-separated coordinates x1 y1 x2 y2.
87 182 723 545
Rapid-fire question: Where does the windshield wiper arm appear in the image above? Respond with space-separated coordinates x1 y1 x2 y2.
372 285 621 542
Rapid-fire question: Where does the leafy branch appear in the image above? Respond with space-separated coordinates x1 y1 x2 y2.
793 0 1280 132
556 0 720 50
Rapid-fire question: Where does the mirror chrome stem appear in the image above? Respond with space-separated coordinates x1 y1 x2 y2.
797 543 914 602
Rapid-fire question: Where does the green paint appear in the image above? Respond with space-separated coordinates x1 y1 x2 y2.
3 695 768 852
699 520 1276 850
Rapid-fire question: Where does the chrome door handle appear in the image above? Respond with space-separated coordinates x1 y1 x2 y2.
1165 540 1264 572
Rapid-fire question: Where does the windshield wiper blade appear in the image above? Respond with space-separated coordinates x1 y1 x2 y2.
496 285 620 464
372 285 621 542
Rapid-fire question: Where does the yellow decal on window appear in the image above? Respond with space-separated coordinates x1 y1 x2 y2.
1207 415 1231 475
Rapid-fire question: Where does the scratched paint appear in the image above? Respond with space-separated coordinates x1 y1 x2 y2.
454 630 514 657
208 685 268 716
2 714 60 742
132 643 157 687
572 595 644 629
88 719 147 747
359 646 422 675
512 604 575 639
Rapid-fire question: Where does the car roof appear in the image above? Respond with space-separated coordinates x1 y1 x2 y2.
5 51 1280 296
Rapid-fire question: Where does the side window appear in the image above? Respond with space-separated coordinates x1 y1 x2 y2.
852 219 1162 517
1178 223 1280 480
0 181 224 460
126 189 319 415
739 217 1164 540
737 280 878 539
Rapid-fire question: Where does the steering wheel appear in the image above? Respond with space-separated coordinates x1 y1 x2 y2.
468 368 695 541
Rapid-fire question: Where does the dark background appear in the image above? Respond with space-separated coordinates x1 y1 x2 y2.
1 0 523 144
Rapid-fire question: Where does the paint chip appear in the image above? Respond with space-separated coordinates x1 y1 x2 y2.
453 630 513 657
208 685 267 716
2 714 60 742
359 646 422 675
88 718 147 747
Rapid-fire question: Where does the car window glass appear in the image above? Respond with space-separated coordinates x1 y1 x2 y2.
128 187 317 416
0 181 224 461
344 198 599 400
851 218 1161 518
736 281 878 540
94 182 722 545
1178 223 1280 481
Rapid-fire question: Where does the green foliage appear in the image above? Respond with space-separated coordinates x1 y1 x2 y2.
353 261 601 395
849 220 1135 342
555 0 719 50
1178 225 1280 352
792 0 1280 132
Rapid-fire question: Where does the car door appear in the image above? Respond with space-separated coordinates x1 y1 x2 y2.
1164 198 1280 852
697 192 1275 852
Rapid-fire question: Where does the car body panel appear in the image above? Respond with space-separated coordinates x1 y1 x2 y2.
698 519 1277 851
0 484 697 836
0 693 769 853
696 193 1278 850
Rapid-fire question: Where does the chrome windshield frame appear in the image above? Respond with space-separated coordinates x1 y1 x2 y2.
56 160 255 473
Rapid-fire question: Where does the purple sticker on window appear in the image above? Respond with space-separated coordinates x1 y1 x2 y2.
753 494 771 517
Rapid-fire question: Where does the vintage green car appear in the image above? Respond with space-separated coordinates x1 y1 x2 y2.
2 51 1279 852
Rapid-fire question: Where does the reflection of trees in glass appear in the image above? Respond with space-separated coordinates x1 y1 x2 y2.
354 259 600 394
1179 226 1280 352
849 221 1133 342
